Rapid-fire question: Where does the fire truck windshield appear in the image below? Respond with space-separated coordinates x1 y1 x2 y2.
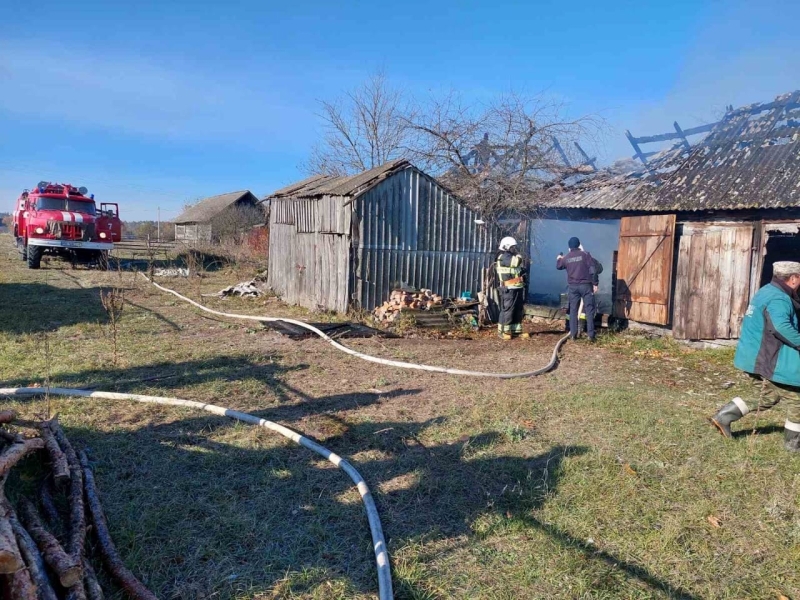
34 197 96 215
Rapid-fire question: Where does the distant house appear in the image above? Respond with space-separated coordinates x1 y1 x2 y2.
267 160 500 313
174 190 264 244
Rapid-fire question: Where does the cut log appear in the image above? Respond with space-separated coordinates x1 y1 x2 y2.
0 439 45 477
38 479 61 529
5 498 58 600
47 419 85 560
82 559 105 600
0 429 24 444
65 580 87 600
39 424 70 488
0 411 16 425
0 504 24 574
80 452 157 600
18 499 81 588
9 566 37 600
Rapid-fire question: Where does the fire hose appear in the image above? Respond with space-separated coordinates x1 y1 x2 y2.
141 273 571 379
1 277 579 598
0 387 394 600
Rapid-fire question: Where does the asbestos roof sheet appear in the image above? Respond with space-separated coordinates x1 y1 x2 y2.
268 159 411 199
545 91 800 212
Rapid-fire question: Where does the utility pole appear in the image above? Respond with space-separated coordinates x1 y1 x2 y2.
157 206 161 242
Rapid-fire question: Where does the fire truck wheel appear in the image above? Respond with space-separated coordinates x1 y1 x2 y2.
27 245 43 269
18 239 27 260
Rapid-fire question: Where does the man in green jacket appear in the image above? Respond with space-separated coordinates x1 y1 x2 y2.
710 261 800 452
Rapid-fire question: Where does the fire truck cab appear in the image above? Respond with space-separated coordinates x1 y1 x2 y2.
12 182 122 269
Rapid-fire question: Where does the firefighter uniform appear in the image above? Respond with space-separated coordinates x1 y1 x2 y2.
496 237 527 339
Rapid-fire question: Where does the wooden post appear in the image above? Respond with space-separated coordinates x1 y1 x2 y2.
573 142 598 171
625 130 649 166
673 121 691 151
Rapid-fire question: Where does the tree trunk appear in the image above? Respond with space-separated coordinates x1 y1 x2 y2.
38 479 61 530
18 499 82 588
80 452 157 600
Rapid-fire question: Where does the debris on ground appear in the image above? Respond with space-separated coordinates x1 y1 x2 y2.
264 321 396 340
0 412 157 600
153 267 189 277
213 271 270 298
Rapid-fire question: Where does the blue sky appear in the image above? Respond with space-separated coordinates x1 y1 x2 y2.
2 0 798 220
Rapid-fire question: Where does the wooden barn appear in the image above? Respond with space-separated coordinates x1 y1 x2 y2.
529 91 800 342
266 160 500 313
174 190 263 244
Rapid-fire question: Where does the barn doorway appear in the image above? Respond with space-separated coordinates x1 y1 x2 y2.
760 225 800 287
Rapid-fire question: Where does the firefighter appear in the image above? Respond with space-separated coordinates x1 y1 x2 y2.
557 237 599 341
710 261 800 452
496 236 528 340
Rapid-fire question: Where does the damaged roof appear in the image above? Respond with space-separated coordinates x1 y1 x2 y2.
174 190 260 224
268 159 411 199
546 91 800 212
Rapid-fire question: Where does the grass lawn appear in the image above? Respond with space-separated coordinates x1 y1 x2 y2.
1 235 798 599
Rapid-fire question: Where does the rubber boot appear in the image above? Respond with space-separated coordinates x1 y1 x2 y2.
785 423 800 452
709 398 747 438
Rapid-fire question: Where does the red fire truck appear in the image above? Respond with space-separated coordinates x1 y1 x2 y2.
12 182 122 269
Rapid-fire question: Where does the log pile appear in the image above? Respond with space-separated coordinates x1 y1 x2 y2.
0 412 158 600
373 289 444 323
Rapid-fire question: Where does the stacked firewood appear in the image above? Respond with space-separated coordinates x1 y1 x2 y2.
373 289 444 323
0 410 157 600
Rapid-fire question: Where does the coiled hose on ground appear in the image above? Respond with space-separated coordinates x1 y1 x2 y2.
141 273 571 379
0 387 394 600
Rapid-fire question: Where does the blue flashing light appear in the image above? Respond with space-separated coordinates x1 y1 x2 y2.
90 194 95 200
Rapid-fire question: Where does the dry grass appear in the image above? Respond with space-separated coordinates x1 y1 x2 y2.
1 234 799 600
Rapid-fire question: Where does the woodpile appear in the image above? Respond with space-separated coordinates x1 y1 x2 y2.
373 289 443 323
0 412 158 600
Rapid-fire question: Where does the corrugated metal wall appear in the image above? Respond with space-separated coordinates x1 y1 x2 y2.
354 168 498 310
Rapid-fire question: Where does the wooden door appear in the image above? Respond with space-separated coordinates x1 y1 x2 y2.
673 224 754 340
614 215 677 325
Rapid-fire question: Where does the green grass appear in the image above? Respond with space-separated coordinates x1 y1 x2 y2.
1 235 799 600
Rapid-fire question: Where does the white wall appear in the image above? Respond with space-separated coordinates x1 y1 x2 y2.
527 218 621 314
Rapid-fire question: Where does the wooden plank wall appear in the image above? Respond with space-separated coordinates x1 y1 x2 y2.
614 214 676 325
267 197 351 313
673 223 753 340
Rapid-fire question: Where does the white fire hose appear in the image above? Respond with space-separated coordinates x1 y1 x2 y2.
0 387 394 600
141 273 570 379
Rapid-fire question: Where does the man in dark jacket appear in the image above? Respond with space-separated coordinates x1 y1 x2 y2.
710 261 800 452
557 237 599 341
496 236 528 340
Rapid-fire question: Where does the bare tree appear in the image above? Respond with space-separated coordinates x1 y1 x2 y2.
307 73 600 218
405 91 600 219
307 72 411 176
211 204 266 244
